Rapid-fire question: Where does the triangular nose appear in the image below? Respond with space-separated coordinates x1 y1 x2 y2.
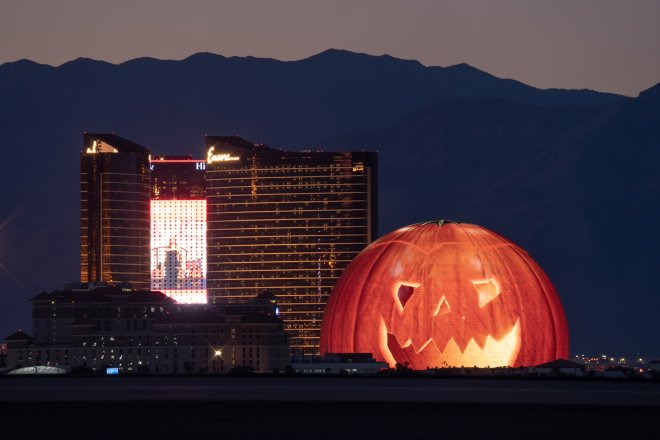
433 296 451 316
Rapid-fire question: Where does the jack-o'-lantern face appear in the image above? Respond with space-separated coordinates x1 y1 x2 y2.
320 221 569 369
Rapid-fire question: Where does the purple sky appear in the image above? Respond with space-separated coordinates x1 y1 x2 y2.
1 0 659 96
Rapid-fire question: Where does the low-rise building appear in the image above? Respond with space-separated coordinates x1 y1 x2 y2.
0 342 8 371
535 359 586 377
291 352 387 374
3 285 289 374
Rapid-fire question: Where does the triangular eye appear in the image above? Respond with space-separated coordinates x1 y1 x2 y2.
397 284 416 308
472 278 501 307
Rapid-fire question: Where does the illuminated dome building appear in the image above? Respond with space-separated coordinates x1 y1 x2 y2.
320 221 569 369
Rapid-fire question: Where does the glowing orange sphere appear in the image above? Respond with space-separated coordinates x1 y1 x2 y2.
320 221 569 369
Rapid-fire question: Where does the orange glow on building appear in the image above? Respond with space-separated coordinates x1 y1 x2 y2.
150 200 207 304
204 136 378 356
320 221 569 369
80 133 151 289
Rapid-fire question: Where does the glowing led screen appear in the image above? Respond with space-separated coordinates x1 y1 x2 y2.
320 221 569 369
151 200 207 304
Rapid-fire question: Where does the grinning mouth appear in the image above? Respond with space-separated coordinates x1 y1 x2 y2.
385 318 521 369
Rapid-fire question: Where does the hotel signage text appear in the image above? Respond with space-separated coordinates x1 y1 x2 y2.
207 146 240 164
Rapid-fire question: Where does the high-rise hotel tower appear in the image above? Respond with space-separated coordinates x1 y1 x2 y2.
80 133 151 289
205 136 377 354
151 156 207 303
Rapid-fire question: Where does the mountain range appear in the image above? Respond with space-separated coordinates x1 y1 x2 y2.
0 49 657 355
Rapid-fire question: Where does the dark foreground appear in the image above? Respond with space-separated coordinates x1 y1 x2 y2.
1 401 658 439
1 377 659 439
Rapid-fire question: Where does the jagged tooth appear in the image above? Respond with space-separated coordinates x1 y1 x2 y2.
469 318 489 346
410 337 433 354
452 332 469 353
430 337 447 355
490 317 519 341
464 337 478 353
416 341 441 369
421 320 523 368
386 333 401 350
431 329 451 354
472 332 488 350
441 337 462 366
388 330 411 350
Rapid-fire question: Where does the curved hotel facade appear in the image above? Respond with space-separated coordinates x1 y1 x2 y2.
205 136 377 355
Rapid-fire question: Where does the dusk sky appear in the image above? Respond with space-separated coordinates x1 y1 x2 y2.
1 0 659 96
